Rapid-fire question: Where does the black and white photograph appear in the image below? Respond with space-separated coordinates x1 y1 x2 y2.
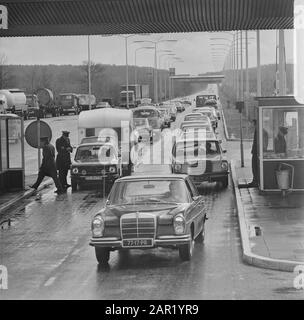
0 0 304 303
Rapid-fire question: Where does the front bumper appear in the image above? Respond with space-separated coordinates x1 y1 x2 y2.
90 234 191 248
71 173 119 184
189 171 229 185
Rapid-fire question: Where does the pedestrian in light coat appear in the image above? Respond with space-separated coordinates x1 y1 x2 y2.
56 130 73 189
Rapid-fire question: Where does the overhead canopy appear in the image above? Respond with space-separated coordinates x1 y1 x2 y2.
0 0 294 37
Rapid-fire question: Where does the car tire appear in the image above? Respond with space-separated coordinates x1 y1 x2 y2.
71 179 78 192
95 247 110 264
221 176 229 189
179 234 194 261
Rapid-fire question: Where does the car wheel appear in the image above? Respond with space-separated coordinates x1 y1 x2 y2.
221 176 229 189
179 233 194 261
195 223 205 243
71 179 78 192
95 247 110 264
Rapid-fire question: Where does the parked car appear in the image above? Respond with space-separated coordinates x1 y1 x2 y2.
96 101 111 109
174 101 185 112
160 103 177 122
171 137 229 188
157 106 171 127
90 174 208 264
133 106 164 130
70 137 121 191
133 117 153 144
193 107 218 130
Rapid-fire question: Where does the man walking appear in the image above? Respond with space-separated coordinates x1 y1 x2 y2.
248 119 258 187
56 130 73 189
30 136 64 194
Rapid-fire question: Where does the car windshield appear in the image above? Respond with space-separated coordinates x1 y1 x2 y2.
174 140 220 159
133 109 157 118
109 179 189 205
134 118 148 127
75 144 117 163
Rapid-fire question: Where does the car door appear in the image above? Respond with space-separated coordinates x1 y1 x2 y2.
186 177 206 237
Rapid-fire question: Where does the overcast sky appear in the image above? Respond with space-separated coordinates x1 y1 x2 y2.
0 30 294 74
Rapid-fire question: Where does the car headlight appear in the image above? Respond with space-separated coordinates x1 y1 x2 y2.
81 169 87 175
174 164 182 172
221 162 228 171
173 215 185 235
109 166 116 173
92 215 105 237
72 167 79 174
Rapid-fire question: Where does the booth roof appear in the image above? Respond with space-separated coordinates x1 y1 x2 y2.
78 108 133 129
0 113 21 119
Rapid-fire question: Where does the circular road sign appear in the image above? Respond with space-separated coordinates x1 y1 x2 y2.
25 120 52 148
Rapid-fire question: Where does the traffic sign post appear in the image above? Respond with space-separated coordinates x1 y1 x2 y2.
25 119 52 170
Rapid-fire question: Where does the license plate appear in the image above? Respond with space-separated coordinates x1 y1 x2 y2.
122 239 153 248
85 176 104 180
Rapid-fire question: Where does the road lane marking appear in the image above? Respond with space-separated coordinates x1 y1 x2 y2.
44 276 56 287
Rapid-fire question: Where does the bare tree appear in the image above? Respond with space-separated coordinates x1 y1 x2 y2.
0 54 14 88
80 61 105 92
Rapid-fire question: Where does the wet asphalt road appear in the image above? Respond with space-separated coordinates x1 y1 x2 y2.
1 96 304 300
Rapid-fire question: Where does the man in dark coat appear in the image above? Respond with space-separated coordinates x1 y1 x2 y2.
248 119 259 187
56 130 73 189
274 126 288 154
30 136 64 194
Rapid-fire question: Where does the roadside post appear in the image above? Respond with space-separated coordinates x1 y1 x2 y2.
236 101 244 167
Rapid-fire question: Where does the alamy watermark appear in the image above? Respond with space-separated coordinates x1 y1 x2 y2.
0 5 8 29
0 265 8 289
293 265 304 290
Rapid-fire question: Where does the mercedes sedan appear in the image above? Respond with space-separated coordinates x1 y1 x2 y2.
90 175 207 264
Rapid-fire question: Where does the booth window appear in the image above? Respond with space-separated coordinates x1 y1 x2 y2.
262 108 304 159
0 118 8 171
8 119 22 168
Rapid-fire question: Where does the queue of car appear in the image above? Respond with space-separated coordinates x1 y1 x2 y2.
74 93 229 265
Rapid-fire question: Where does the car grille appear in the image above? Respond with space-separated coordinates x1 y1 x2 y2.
84 166 113 175
121 213 156 239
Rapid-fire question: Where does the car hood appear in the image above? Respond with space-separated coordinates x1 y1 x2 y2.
101 203 190 225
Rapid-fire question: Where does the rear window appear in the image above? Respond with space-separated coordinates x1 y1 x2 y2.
133 109 157 118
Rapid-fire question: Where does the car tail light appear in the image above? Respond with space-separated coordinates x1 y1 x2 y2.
72 167 79 174
81 169 87 175
174 164 182 172
109 166 116 173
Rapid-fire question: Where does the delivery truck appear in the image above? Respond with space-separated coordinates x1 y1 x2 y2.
36 88 59 118
120 84 150 108
0 89 28 119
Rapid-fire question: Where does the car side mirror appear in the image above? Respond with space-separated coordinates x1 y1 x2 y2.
192 196 201 201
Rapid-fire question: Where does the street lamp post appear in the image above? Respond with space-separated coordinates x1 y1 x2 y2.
88 35 92 110
134 46 154 85
133 39 178 103
159 53 175 102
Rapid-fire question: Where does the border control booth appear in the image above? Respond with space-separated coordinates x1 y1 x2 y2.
0 114 25 193
257 96 304 193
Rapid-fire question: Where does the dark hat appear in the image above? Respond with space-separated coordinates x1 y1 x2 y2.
62 130 70 135
279 126 288 134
